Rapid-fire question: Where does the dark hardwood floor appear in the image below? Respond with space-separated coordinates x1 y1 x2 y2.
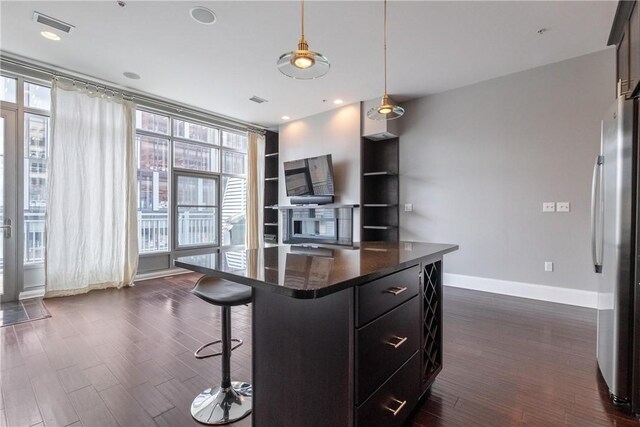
0 273 638 427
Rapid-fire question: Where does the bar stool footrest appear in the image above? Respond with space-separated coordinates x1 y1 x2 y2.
195 338 244 359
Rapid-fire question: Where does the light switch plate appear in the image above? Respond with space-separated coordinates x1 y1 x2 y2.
404 204 413 212
545 261 554 272
543 202 555 212
557 202 570 212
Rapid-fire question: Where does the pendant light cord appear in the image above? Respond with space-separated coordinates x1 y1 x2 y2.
384 0 388 96
301 0 305 39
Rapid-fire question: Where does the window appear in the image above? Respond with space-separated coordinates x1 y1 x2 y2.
1 76 17 103
173 119 218 145
24 82 51 110
22 84 51 265
221 176 246 246
174 141 219 172
135 125 170 253
135 109 248 257
176 174 217 247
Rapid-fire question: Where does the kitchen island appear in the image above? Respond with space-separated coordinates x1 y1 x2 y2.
175 241 458 427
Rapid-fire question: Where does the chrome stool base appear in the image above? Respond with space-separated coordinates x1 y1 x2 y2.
191 381 252 425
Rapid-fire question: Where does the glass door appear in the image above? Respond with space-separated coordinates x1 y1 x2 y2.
1 108 18 302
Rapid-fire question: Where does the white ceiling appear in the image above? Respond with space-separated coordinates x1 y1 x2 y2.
0 1 616 128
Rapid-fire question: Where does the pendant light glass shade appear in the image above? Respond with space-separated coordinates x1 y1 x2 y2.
367 0 404 120
277 0 330 79
367 94 405 120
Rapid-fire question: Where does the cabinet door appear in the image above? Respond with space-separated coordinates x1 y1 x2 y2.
619 23 631 96
630 2 640 96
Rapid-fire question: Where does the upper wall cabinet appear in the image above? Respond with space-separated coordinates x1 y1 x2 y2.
610 0 640 97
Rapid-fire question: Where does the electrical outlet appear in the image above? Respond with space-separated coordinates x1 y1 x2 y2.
545 261 553 272
543 202 555 213
557 202 570 212
404 204 413 212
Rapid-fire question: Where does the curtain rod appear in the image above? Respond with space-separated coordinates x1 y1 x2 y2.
0 54 267 132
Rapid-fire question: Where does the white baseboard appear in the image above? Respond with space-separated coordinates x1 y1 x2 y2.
135 268 191 282
16 268 192 300
20 288 45 300
443 273 598 309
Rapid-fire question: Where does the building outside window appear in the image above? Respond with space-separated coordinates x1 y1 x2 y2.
135 109 248 257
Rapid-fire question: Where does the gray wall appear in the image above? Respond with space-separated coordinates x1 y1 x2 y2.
278 103 361 242
399 49 615 292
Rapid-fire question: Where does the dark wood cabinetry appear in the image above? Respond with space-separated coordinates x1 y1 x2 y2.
263 130 279 243
252 256 446 426
610 1 640 97
361 136 400 242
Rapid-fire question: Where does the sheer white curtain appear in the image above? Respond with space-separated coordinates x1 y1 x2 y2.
246 130 265 249
45 81 138 297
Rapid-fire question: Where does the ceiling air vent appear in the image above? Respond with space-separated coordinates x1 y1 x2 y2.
249 96 268 104
32 12 75 34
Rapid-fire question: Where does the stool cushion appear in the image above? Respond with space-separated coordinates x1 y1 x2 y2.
192 276 252 306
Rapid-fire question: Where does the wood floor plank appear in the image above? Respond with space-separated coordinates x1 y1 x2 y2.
30 371 80 427
99 384 156 427
82 364 119 392
68 386 119 427
128 382 175 418
0 366 42 427
57 364 92 394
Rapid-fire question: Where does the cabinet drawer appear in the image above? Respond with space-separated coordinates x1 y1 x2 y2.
356 264 419 327
356 351 420 427
356 296 420 404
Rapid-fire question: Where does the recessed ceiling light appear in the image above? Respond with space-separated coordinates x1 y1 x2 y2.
123 71 141 80
190 7 217 25
334 99 344 105
40 31 60 41
281 116 290 120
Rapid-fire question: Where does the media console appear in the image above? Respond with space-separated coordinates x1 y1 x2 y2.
275 204 359 246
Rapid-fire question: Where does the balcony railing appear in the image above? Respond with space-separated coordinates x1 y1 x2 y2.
21 211 238 264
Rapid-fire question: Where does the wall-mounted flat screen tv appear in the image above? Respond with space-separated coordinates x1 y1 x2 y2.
284 154 335 196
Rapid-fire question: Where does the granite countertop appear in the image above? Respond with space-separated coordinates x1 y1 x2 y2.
174 241 458 299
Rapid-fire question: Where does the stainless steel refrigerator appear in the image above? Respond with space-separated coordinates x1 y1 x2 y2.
592 95 639 414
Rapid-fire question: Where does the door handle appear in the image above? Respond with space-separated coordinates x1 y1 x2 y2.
0 218 11 239
591 156 603 273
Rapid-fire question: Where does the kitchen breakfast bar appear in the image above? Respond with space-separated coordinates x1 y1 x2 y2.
175 241 458 427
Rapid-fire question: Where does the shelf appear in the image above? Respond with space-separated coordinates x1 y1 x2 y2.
264 223 278 226
265 177 279 181
265 152 279 157
363 204 398 207
363 171 397 177
276 204 359 210
363 225 397 230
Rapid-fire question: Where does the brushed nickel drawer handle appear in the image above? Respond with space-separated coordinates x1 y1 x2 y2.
383 286 407 295
384 398 407 416
385 336 408 349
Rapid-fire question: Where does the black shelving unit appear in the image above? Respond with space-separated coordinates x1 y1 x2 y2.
361 136 399 242
264 130 279 244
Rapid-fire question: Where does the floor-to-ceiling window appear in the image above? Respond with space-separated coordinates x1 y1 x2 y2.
135 108 247 272
0 75 51 295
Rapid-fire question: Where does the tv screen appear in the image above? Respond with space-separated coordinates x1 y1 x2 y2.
284 154 335 197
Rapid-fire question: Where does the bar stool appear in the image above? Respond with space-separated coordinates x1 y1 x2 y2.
190 276 253 425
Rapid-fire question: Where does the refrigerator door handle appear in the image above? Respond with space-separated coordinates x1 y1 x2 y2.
591 155 604 273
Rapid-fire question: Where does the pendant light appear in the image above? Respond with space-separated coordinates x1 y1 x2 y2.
277 0 330 79
367 0 404 120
